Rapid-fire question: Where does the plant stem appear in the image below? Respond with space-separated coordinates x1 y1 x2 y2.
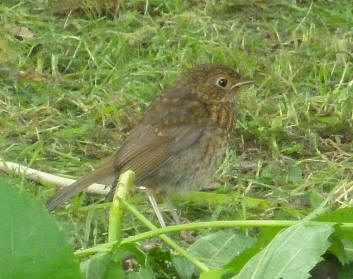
120 198 209 272
108 170 135 243
75 219 353 258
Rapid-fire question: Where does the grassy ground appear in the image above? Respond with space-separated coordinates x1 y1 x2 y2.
1 0 353 276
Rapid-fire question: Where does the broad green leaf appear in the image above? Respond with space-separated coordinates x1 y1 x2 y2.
174 256 196 279
126 267 155 279
226 227 283 273
315 207 353 223
237 223 335 279
199 268 231 279
315 207 353 263
188 231 256 268
111 243 147 266
81 253 124 279
81 243 146 279
0 180 81 279
173 231 255 279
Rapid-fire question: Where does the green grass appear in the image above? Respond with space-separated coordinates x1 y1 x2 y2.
1 0 353 277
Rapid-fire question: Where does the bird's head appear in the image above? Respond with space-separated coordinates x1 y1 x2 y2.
181 64 251 105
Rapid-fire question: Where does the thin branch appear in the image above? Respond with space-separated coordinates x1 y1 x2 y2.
0 160 108 195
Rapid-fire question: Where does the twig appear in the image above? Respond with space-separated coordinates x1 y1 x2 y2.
0 160 108 195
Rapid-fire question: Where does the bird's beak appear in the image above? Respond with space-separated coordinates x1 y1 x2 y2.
231 79 254 89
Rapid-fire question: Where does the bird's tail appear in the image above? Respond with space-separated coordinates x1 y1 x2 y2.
46 158 115 211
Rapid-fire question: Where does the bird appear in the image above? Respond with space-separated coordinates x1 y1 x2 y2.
46 63 251 225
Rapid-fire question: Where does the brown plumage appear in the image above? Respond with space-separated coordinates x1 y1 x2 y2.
46 64 248 211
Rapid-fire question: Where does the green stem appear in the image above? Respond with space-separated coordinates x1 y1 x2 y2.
75 219 353 258
120 198 209 272
108 170 135 243
75 242 114 258
121 220 295 243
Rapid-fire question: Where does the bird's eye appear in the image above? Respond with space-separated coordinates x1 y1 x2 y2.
216 77 228 88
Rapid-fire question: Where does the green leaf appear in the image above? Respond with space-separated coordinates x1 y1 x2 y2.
81 243 147 279
226 227 283 273
126 267 155 279
315 207 353 223
173 256 196 279
81 253 124 279
315 207 353 263
199 268 232 279
111 243 146 266
237 223 335 279
173 231 255 279
0 180 81 279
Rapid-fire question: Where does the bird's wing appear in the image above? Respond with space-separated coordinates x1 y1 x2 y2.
114 123 205 181
114 96 207 180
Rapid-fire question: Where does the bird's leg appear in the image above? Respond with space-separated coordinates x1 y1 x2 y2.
147 191 194 242
164 196 182 224
164 196 195 243
147 191 166 227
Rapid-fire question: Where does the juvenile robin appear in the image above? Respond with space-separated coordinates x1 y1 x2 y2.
47 63 251 225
